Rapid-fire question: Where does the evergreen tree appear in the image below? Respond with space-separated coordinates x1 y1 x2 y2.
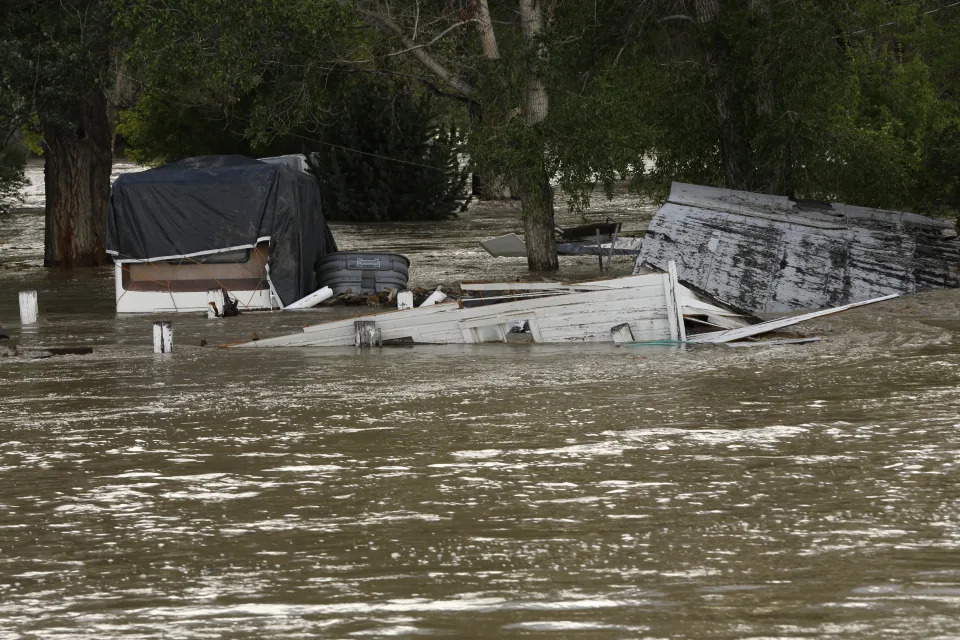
306 79 469 222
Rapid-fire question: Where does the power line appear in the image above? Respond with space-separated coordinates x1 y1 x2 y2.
847 1 960 36
118 72 451 172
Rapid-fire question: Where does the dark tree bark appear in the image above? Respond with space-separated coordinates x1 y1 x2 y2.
706 38 753 191
42 88 113 267
518 166 558 272
517 0 557 271
696 0 754 192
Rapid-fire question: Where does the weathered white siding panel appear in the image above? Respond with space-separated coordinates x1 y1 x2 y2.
232 273 682 348
637 183 960 314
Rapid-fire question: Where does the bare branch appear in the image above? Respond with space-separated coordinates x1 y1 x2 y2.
413 0 419 40
385 18 477 58
357 8 475 98
658 14 695 23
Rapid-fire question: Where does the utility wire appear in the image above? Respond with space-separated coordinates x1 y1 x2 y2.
848 0 960 36
118 72 451 172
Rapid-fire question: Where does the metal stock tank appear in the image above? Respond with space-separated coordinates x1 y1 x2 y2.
315 251 410 295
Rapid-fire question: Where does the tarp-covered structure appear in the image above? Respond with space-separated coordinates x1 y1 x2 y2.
107 155 337 306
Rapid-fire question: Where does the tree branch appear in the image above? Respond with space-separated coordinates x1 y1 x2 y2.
357 8 475 98
658 14 694 23
384 18 477 58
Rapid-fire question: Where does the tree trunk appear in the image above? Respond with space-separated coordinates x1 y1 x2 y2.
518 166 558 272
474 0 500 59
696 0 753 191
42 88 113 268
709 52 752 191
517 0 557 271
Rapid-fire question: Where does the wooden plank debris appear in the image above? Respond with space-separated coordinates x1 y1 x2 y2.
420 287 447 307
687 294 898 344
230 265 899 349
480 231 643 258
230 264 780 349
723 338 822 348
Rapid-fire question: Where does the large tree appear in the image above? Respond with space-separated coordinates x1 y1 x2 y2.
118 0 655 272
356 1 594 270
2 0 116 267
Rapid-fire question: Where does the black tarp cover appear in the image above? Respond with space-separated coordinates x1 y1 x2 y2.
107 155 337 306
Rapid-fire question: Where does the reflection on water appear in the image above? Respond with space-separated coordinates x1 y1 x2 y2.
1 164 960 638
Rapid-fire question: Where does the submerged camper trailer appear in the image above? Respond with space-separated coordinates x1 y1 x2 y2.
107 155 337 313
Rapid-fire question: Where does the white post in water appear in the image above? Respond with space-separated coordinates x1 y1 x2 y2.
19 291 38 325
153 321 173 353
419 287 447 307
354 320 381 348
206 288 225 319
397 291 414 310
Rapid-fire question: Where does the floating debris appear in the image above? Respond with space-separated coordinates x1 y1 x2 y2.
636 182 959 314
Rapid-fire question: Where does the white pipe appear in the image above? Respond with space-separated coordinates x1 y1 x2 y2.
19 291 38 325
419 288 447 307
283 286 333 310
153 321 173 353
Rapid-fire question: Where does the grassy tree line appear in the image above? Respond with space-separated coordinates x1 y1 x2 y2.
1 0 958 270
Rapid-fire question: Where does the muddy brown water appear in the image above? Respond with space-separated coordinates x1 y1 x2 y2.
1 163 960 638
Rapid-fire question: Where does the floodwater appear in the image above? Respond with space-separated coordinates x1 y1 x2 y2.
1 163 960 639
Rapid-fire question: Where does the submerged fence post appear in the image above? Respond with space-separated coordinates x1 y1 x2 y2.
596 229 603 271
397 291 414 311
354 320 381 348
19 291 38 325
153 321 173 353
207 288 225 319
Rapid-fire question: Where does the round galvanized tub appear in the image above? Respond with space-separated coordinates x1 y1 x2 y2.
315 252 410 295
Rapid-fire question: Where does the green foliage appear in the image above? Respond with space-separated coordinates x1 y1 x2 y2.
115 0 364 146
117 1 470 220
0 9 30 211
117 92 254 165
116 0 960 225
306 79 469 222
2 0 114 133
610 0 960 215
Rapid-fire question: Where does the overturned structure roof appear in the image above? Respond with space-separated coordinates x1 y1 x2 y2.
635 183 960 314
